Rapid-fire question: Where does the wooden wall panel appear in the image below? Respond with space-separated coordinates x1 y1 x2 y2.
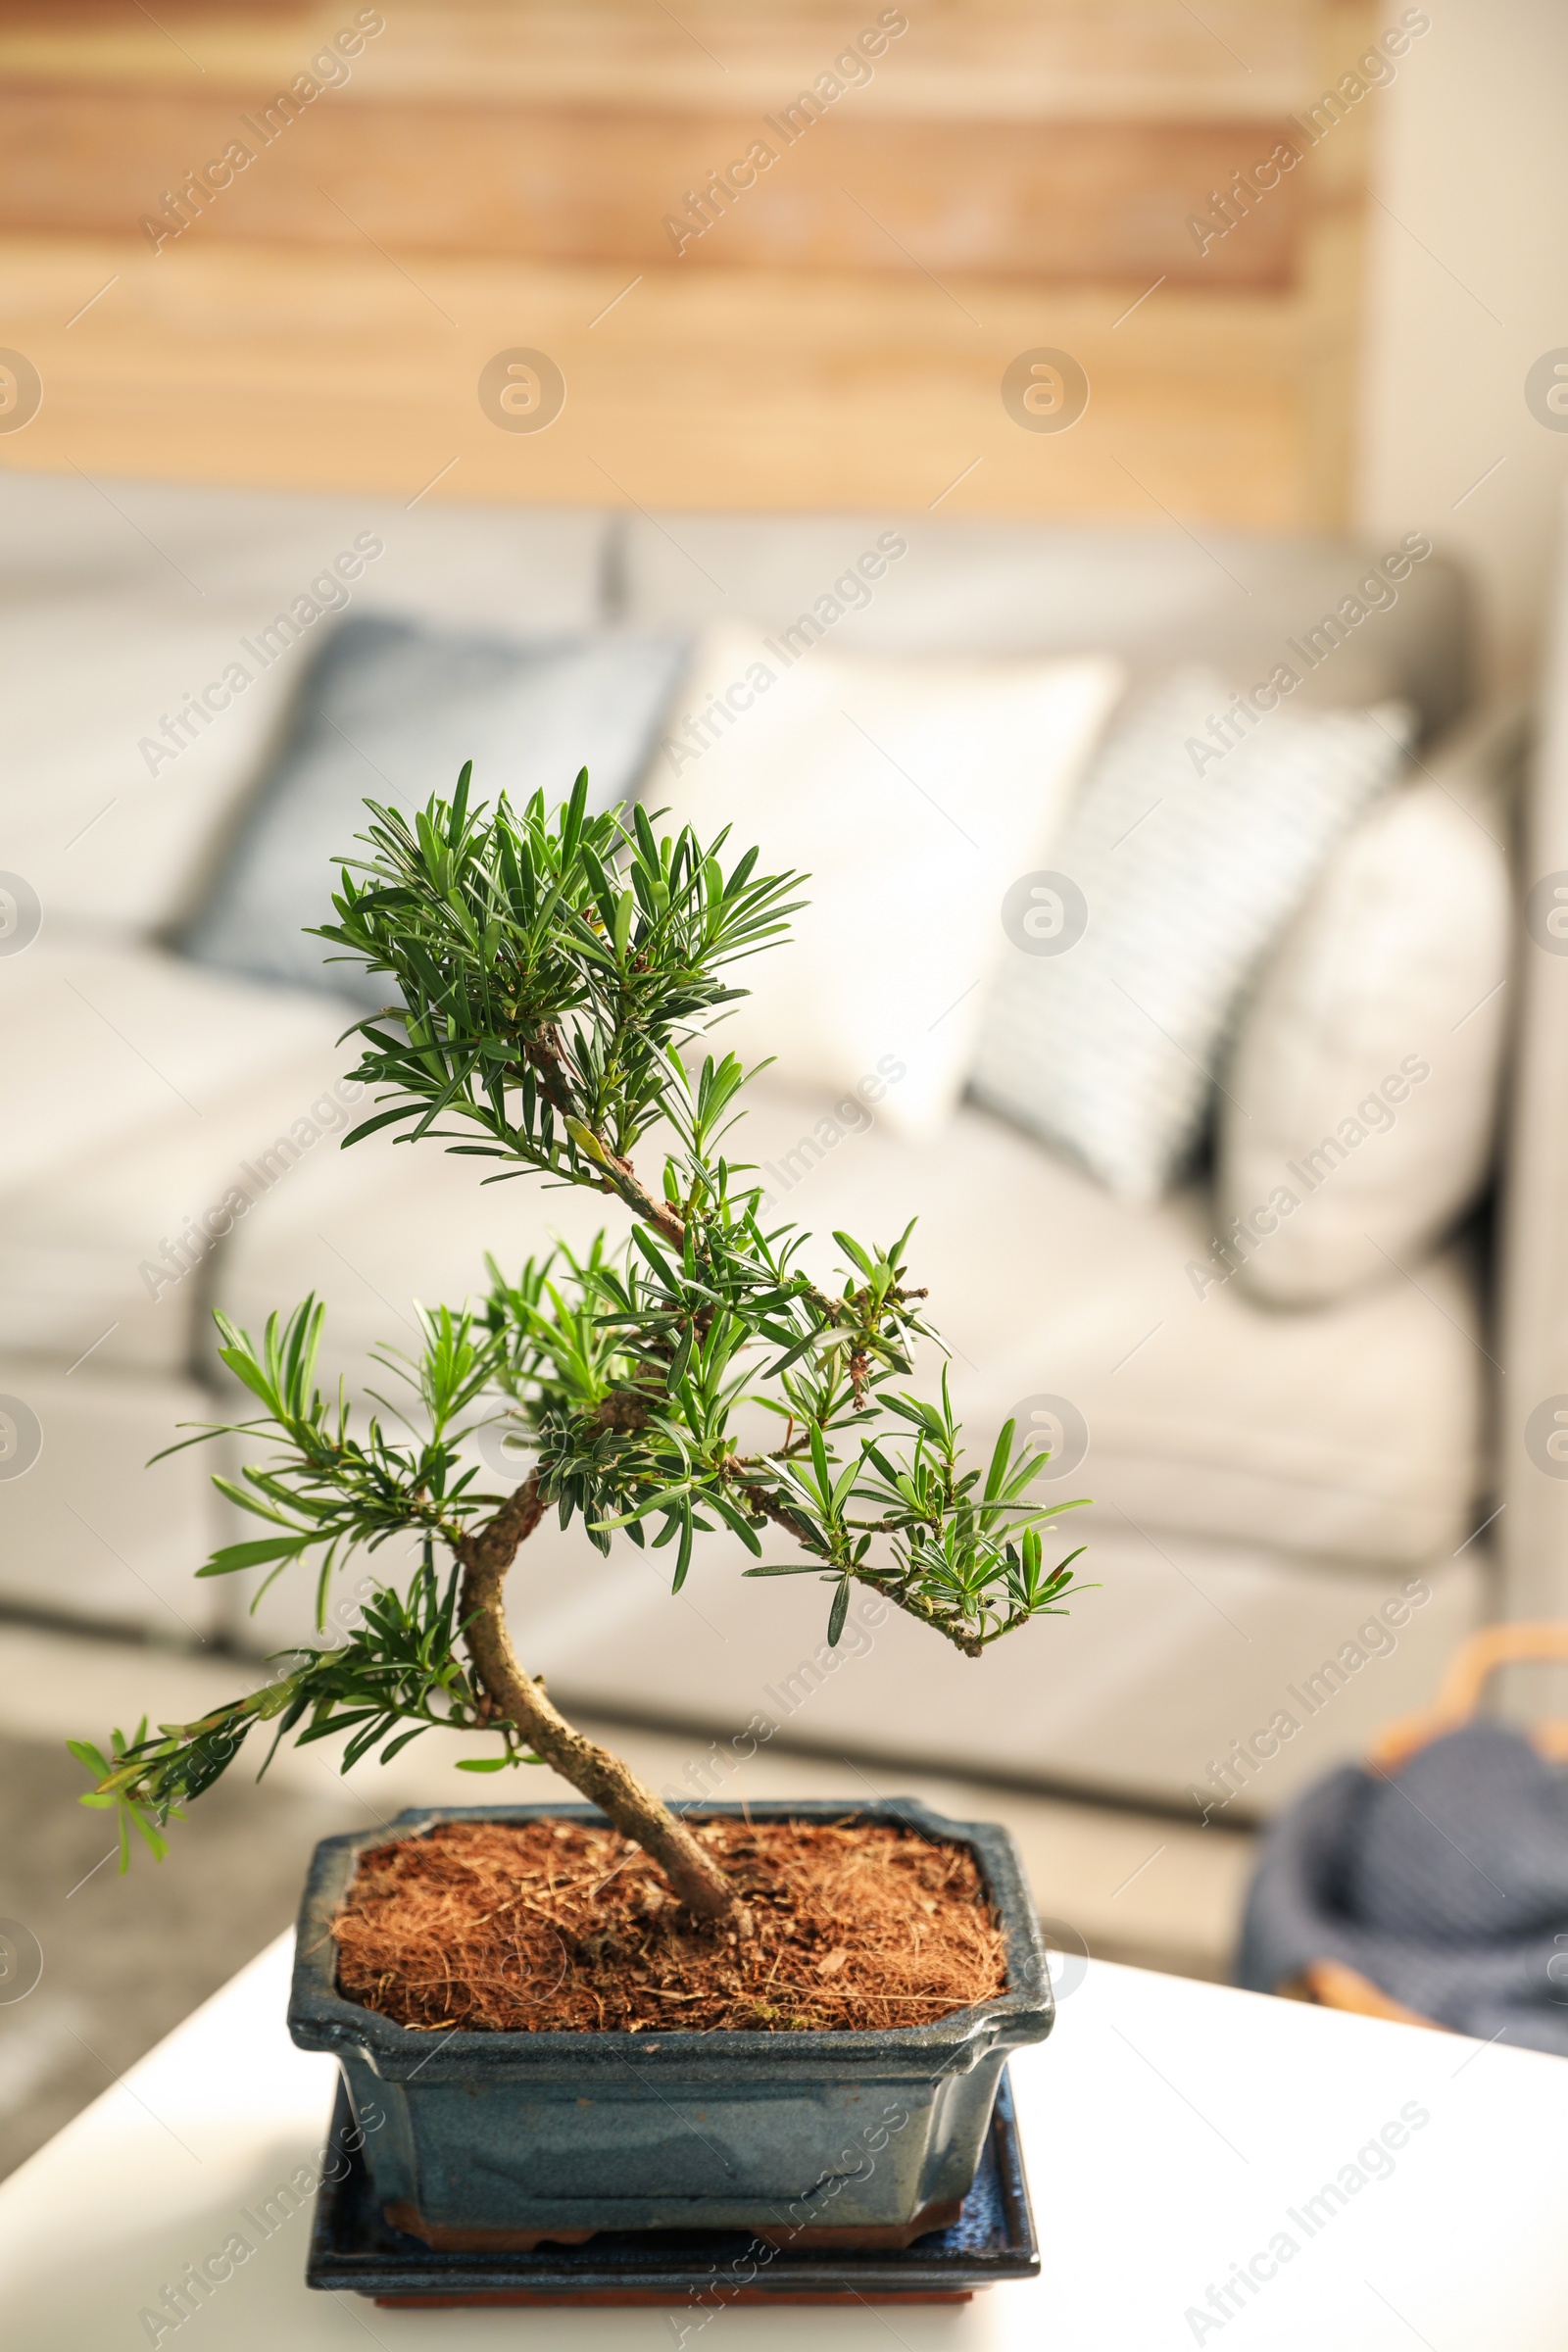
0 0 1378 528
0 94 1303 289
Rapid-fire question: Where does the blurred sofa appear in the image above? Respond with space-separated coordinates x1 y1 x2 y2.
0 471 1529 1813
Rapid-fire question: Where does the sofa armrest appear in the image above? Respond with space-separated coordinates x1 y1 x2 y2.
1498 539 1568 1624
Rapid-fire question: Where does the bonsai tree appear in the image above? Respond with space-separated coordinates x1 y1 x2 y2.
75 773 1089 1927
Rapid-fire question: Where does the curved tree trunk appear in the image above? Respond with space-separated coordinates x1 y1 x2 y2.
456 1477 743 1924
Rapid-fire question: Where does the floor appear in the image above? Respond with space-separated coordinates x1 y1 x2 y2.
0 1619 1255 2183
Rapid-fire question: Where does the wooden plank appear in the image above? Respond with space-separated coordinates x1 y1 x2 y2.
0 236 1308 524
0 90 1306 289
0 1 1331 122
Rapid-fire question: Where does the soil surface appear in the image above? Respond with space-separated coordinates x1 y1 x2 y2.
331 1816 1008 2034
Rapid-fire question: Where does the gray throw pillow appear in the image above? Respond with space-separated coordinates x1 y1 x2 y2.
968 668 1409 1202
179 616 686 1005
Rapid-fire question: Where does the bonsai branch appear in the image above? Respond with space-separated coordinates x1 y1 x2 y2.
525 1028 688 1249
456 1473 743 1925
732 1472 833 1560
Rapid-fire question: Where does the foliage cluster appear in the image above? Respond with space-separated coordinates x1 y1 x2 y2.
80 772 1088 1879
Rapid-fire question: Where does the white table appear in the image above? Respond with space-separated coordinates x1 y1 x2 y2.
2 1934 1565 2350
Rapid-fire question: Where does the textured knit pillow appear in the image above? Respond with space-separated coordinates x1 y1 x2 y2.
646 623 1124 1142
1217 778 1510 1304
180 616 686 1005
968 670 1409 1202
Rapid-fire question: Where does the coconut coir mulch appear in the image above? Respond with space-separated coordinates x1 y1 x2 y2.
331 1817 1008 2034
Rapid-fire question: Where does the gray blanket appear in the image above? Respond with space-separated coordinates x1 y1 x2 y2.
1236 1720 1568 2056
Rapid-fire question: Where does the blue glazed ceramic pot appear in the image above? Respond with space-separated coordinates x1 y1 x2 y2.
288 1797 1052 2245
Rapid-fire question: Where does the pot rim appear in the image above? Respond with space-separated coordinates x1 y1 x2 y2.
288 1795 1053 2075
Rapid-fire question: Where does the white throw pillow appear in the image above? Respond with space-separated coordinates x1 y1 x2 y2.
1216 779 1510 1305
968 670 1409 1202
644 625 1123 1142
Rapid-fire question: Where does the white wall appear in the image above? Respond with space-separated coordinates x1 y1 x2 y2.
1357 0 1568 693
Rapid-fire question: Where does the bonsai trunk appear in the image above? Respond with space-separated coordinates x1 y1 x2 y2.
456 1475 743 1924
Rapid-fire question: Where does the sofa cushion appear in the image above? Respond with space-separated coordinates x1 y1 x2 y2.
235 1462 1483 1811
217 1066 1486 1811
0 940 349 1375
493 1515 1482 1819
180 619 687 1004
617 514 1472 742
647 625 1122 1141
968 671 1409 1202
213 1061 1482 1572
0 474 610 632
741 1084 1481 1567
214 1075 642 1388
0 1354 221 1637
1219 766 1511 1304
0 590 307 940
0 476 610 935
